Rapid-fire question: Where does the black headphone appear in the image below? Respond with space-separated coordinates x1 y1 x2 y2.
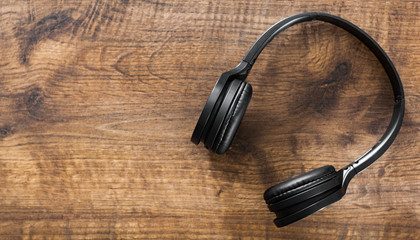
191 12 404 228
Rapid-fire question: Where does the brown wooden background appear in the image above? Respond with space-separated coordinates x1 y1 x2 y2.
0 0 419 239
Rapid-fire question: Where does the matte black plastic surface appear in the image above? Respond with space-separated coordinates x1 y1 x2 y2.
264 166 342 227
204 79 243 150
213 82 252 154
273 185 344 227
264 165 336 203
191 61 250 145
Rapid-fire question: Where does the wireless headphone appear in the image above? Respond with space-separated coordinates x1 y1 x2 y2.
191 12 404 228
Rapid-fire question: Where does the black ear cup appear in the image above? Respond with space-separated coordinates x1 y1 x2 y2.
264 165 344 227
264 165 336 203
213 81 252 154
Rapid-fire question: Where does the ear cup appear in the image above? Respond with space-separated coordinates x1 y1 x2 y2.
213 82 252 154
264 165 344 227
264 165 336 204
204 79 243 150
272 179 343 227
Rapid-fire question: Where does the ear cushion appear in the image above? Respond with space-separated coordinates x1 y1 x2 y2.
272 179 343 228
264 165 337 204
213 82 252 154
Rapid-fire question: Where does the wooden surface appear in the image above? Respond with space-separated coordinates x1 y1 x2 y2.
0 0 419 239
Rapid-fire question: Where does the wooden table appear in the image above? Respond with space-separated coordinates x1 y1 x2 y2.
1 0 419 239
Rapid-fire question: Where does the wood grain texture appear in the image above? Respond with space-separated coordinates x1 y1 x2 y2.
0 0 419 239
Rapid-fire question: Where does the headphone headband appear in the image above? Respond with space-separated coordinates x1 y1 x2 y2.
242 12 405 178
243 12 404 99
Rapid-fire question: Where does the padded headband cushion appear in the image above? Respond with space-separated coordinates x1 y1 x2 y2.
214 82 252 154
264 165 337 204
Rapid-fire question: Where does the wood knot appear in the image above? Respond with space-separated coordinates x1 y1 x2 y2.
0 125 13 139
335 62 349 76
22 87 47 120
15 10 74 65
378 167 386 177
26 87 44 108
321 62 350 87
340 133 355 147
294 61 353 115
